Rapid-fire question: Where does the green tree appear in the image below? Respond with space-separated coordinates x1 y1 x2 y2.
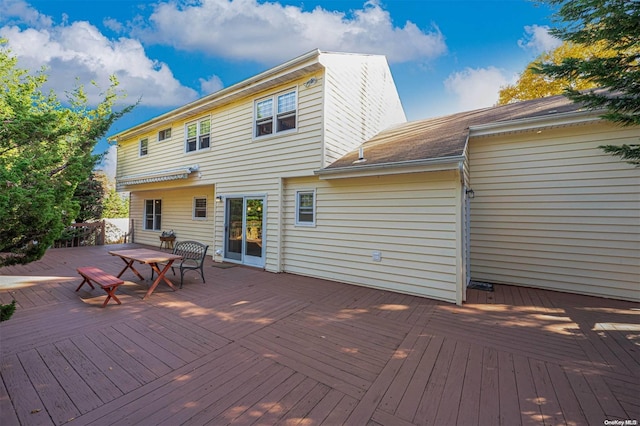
498 41 605 105
101 173 129 219
74 172 106 222
0 41 134 266
534 0 640 165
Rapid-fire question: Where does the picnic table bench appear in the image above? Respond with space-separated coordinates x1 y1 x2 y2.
76 266 124 307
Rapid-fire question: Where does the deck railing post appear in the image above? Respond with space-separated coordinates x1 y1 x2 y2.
99 220 105 245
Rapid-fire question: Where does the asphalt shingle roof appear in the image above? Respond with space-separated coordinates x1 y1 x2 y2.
324 95 587 170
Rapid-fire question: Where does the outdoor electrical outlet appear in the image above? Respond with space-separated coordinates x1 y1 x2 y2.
372 251 382 262
215 249 223 256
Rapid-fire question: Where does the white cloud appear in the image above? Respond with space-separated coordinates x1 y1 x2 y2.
199 75 224 95
140 0 446 64
103 18 124 33
444 67 512 111
0 1 198 107
0 0 52 27
1 0 447 111
518 25 562 54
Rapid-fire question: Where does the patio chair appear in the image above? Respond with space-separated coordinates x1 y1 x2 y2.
153 241 209 288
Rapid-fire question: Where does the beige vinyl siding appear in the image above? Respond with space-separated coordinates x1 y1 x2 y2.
117 73 325 191
130 186 215 249
283 171 460 303
116 52 414 290
469 122 640 301
320 54 406 166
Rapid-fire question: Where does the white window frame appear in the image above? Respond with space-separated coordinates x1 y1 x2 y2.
158 128 172 141
193 197 207 220
139 138 148 157
185 117 211 153
295 190 316 226
254 89 297 138
144 199 162 230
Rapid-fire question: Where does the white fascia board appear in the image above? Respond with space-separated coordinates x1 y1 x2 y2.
469 109 604 137
315 156 464 180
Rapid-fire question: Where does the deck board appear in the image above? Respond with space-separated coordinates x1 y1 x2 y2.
477 347 500 426
457 343 483 425
52 338 124 403
36 344 103 415
497 350 521 425
17 349 80 425
513 353 544 425
1 244 638 425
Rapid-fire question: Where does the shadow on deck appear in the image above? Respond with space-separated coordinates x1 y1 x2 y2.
1 244 638 425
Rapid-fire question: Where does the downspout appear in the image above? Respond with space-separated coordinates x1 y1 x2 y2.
456 159 465 306
212 186 217 262
277 177 284 272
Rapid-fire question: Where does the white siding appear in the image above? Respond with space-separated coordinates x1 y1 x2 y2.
130 186 215 249
320 54 406 166
283 172 460 303
469 123 640 301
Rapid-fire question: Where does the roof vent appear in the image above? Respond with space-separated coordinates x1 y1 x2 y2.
353 146 367 164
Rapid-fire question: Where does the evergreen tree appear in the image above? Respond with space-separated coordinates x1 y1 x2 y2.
0 41 134 266
534 0 639 165
74 172 106 222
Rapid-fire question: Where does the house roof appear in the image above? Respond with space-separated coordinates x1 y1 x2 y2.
320 95 599 174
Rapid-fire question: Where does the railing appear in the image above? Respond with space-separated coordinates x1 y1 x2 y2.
53 222 105 248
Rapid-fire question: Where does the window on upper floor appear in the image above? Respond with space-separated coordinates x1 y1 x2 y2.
144 199 162 230
185 117 211 153
139 138 148 156
193 197 207 220
295 190 315 226
158 128 172 141
255 90 297 138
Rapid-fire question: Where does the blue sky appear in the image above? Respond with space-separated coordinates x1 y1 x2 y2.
1 0 562 174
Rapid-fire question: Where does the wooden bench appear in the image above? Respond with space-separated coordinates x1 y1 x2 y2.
76 266 124 307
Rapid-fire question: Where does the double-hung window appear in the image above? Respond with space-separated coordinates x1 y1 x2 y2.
139 138 148 156
295 190 315 226
185 117 211 152
193 197 207 220
255 90 297 137
158 128 171 141
144 199 162 230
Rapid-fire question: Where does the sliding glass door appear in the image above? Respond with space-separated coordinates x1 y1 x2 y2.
224 196 265 267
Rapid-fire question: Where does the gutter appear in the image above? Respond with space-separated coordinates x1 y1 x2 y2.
469 109 604 136
314 155 464 178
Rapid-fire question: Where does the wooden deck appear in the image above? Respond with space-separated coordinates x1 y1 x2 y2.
1 244 638 425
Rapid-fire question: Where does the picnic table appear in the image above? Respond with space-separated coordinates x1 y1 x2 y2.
109 248 183 299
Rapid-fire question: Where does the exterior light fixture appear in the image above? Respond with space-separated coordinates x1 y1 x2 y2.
466 189 475 199
304 77 318 88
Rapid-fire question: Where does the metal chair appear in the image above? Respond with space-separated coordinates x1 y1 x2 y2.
154 241 209 288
